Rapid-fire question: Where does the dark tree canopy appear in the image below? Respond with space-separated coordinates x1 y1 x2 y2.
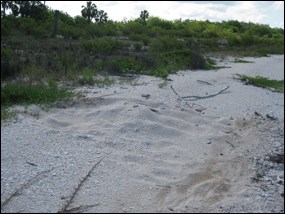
140 10 149 25
81 1 97 23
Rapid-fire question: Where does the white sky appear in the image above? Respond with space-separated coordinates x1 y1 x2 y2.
45 1 284 28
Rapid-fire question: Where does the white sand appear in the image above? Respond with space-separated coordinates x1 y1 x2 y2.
1 55 284 213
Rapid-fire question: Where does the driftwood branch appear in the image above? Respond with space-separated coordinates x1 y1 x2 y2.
59 157 104 213
170 85 206 112
182 86 230 100
1 167 54 208
197 80 213 85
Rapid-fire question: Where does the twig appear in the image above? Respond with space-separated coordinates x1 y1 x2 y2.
182 86 230 100
59 158 104 213
64 204 100 213
197 80 213 85
1 168 54 208
170 85 206 111
225 140 235 148
26 161 38 167
170 85 180 97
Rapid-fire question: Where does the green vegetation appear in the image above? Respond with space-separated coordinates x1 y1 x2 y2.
235 74 284 92
1 79 74 120
1 81 74 106
1 2 284 120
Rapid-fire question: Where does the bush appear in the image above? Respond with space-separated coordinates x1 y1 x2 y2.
149 35 186 52
147 68 169 79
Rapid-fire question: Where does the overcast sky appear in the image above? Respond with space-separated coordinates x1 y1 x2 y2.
45 1 284 28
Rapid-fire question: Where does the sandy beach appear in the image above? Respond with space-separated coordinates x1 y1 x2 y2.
1 55 284 213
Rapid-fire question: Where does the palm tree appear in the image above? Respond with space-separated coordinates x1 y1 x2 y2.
140 10 149 25
97 10 108 24
81 1 97 23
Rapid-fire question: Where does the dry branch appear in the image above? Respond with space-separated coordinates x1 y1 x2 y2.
197 80 213 85
170 85 206 111
182 86 230 100
225 140 235 148
1 168 54 208
59 157 104 213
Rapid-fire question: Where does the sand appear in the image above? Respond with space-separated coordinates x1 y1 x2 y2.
1 55 284 213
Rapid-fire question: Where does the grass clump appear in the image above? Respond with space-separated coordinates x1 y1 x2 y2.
1 79 74 121
1 81 73 106
236 74 284 92
78 68 96 85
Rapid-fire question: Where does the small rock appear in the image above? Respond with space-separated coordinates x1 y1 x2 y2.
141 94 151 99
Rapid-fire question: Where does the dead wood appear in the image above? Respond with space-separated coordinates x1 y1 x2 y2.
170 85 206 112
59 158 104 213
1 168 54 208
197 80 213 85
182 86 230 100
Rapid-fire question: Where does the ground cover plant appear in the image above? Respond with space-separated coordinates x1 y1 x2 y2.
235 74 284 93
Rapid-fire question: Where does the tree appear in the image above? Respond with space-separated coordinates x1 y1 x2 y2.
6 1 47 19
97 10 108 24
140 10 149 25
81 1 97 23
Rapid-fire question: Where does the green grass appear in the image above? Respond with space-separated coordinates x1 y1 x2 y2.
1 80 74 121
78 68 115 87
1 82 73 106
236 74 284 92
